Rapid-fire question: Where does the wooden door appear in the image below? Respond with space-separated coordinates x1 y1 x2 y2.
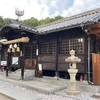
92 53 100 85
24 43 37 69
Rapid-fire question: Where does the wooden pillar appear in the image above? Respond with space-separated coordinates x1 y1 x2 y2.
20 43 25 80
55 34 59 77
87 36 91 83
84 37 88 80
35 36 42 77
94 35 96 53
0 45 2 61
21 56 24 80
6 48 11 77
36 36 39 71
89 34 96 53
6 52 10 76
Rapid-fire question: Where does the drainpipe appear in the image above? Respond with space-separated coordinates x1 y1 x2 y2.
87 36 94 85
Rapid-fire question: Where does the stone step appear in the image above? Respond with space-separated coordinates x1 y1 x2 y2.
8 69 35 80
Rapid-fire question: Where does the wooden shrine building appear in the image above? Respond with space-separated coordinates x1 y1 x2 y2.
0 8 100 83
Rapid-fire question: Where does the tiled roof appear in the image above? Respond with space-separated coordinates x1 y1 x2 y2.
36 8 100 34
1 20 39 34
0 8 100 36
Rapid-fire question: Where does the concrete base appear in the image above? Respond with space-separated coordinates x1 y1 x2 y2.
54 76 59 80
67 90 80 95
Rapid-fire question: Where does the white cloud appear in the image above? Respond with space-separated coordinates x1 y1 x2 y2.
0 0 100 20
22 0 42 19
65 0 100 17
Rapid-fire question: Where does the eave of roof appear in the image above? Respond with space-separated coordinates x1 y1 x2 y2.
0 20 39 36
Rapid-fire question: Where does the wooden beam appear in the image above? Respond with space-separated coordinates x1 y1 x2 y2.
84 24 100 39
96 33 100 37
88 29 100 34
96 36 100 39
1 37 29 45
91 23 100 29
84 23 100 30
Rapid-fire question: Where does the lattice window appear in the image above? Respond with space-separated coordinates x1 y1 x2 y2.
59 38 84 54
59 40 69 54
24 44 36 59
49 42 56 54
40 41 56 55
32 46 36 58
25 46 31 58
40 43 48 55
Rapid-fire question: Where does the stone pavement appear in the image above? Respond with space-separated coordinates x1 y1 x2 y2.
0 70 100 100
0 76 41 100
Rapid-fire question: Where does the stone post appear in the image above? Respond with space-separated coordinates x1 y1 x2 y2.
65 50 81 94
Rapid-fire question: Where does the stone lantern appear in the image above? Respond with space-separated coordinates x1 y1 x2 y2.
65 50 81 94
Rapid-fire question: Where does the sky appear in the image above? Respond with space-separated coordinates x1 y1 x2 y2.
0 0 100 20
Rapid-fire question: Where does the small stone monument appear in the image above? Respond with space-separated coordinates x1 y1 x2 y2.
65 50 81 94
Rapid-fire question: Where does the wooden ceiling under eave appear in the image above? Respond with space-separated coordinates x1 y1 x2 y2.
85 23 100 39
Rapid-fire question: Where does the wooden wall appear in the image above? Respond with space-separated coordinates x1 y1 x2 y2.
38 27 88 73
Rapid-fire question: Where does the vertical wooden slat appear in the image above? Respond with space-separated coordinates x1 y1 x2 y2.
96 54 100 85
92 53 97 84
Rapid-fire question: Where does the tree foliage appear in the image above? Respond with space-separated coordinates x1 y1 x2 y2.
0 17 10 28
0 16 4 27
39 16 62 25
22 17 39 27
0 15 63 28
3 18 9 24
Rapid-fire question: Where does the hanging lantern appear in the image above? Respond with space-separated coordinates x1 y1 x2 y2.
12 47 15 52
16 47 20 52
7 48 11 52
9 44 12 48
14 43 17 48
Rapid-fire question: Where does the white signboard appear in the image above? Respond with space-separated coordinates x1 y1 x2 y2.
38 64 42 70
12 57 18 65
1 61 7 66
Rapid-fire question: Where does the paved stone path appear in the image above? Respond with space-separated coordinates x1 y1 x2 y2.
0 71 100 100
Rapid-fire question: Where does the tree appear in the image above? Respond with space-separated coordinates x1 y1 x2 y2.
39 16 63 25
39 17 51 25
3 18 9 25
54 16 62 20
0 15 63 28
0 16 4 28
23 17 39 27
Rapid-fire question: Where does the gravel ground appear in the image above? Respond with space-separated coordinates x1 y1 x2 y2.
10 85 100 100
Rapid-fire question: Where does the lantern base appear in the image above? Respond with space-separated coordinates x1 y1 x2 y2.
67 90 80 95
